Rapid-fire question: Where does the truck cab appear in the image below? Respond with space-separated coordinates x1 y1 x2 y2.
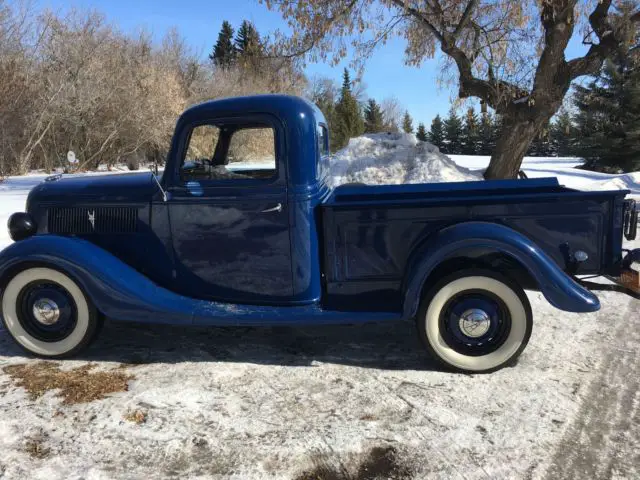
157 96 331 306
1 94 638 373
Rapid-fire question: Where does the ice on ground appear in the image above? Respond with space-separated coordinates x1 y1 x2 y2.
329 133 480 187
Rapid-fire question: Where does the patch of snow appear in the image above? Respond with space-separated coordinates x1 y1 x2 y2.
450 155 640 198
329 133 480 187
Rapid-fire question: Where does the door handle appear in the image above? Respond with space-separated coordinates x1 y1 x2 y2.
261 203 283 213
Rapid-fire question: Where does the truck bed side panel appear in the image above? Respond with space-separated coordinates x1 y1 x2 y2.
321 187 626 312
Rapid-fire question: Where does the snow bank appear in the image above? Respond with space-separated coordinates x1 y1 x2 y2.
329 133 480 187
450 155 640 197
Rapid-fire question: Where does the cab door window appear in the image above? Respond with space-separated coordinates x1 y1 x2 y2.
181 123 277 182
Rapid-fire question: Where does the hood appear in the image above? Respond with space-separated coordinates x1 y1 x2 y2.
27 172 157 207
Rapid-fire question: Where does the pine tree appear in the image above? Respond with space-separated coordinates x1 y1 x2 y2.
364 98 385 133
333 69 365 149
310 80 338 149
443 108 463 154
235 20 262 59
462 107 480 154
573 35 640 172
478 112 495 155
428 115 445 150
416 123 428 142
491 114 503 152
550 109 575 156
402 111 414 134
210 21 236 69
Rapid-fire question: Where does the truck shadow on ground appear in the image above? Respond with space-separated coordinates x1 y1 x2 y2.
0 320 444 371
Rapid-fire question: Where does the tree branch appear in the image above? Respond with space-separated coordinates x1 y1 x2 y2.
389 0 522 112
531 0 576 93
453 0 479 37
565 0 632 80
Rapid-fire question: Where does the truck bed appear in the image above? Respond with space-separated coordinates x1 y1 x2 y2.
320 178 629 312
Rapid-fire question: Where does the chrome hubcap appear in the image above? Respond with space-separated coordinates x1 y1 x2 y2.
32 298 61 325
458 308 491 338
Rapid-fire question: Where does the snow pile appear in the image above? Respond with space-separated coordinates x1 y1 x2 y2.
589 171 640 196
329 133 480 187
450 155 640 198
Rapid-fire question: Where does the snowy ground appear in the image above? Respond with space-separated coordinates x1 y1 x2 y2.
0 140 638 479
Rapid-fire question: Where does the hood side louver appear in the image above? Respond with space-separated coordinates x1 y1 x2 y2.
48 207 139 235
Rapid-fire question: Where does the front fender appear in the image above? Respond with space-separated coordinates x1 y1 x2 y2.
403 222 600 318
0 235 402 326
0 235 197 325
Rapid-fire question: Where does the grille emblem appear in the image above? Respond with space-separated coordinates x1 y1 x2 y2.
88 210 96 229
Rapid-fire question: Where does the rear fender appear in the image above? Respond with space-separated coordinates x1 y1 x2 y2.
403 222 600 318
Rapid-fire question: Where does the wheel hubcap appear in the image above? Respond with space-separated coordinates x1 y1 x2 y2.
439 290 512 356
32 298 61 325
458 308 491 338
16 280 78 342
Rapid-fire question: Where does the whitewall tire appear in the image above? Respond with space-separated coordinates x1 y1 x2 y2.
418 269 532 373
1 267 100 357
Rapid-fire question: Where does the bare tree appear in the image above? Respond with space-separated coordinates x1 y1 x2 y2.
262 0 640 179
380 96 404 132
0 3 306 175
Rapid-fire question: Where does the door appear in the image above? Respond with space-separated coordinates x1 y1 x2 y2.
167 118 294 304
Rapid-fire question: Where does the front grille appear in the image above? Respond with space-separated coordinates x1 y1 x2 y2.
48 207 138 234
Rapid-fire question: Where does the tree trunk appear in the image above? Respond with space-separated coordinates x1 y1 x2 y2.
484 116 544 180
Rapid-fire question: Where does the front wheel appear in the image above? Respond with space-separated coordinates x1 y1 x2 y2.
1 267 101 358
417 269 533 373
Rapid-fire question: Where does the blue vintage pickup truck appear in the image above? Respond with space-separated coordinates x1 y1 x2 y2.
1 95 638 372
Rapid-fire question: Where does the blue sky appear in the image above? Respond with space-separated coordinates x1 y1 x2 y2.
31 0 587 126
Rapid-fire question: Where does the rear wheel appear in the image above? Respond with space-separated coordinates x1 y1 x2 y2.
417 269 532 373
1 267 100 358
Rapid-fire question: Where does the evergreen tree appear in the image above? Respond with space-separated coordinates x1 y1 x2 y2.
402 111 414 133
478 112 495 155
364 98 385 133
443 108 463 154
491 114 503 152
428 114 445 150
550 109 575 156
416 122 428 142
210 21 236 69
573 37 640 172
309 78 339 150
462 107 480 154
235 20 262 59
333 69 364 149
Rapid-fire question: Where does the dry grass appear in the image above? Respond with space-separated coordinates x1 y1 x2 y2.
24 438 50 459
2 362 134 404
123 409 147 425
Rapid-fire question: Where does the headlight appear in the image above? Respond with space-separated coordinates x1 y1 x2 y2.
8 212 37 241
